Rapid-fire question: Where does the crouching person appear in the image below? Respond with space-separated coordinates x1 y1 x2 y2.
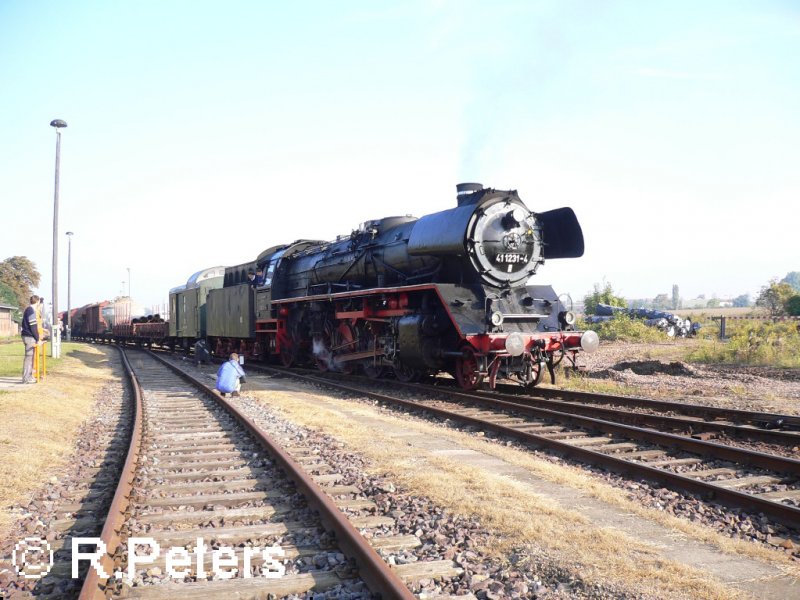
216 352 246 397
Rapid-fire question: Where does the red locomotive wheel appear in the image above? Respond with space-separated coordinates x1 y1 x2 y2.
313 334 331 372
277 331 296 367
280 347 295 367
357 322 385 379
455 345 484 391
521 359 546 389
332 322 356 375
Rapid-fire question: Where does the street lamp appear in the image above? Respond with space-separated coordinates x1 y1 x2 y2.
50 118 67 357
66 231 74 341
127 267 131 298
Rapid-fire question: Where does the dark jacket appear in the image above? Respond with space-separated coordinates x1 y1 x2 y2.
22 305 39 341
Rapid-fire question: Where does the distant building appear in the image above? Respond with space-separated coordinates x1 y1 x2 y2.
682 297 734 309
682 297 708 309
0 304 19 337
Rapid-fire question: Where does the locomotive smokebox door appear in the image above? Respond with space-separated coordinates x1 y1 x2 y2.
465 198 543 286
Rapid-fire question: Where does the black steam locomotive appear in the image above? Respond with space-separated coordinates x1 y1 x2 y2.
73 183 598 390
203 183 598 389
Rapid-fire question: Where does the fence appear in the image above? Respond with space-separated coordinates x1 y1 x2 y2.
711 315 800 339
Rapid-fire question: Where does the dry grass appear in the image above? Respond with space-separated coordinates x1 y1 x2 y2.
252 387 799 598
0 344 116 537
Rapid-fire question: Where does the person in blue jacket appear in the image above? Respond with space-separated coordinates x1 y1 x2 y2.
216 352 246 397
21 295 40 384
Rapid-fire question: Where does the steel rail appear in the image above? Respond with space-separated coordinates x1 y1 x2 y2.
262 367 800 468
473 388 800 445
525 385 800 431
403 384 800 475
259 367 800 531
262 364 800 444
263 366 800 473
147 351 415 600
78 347 143 600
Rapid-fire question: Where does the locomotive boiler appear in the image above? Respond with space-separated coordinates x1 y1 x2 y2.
239 183 598 389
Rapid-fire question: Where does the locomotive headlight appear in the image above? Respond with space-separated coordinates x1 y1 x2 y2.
505 332 526 356
502 207 527 229
490 311 504 327
558 310 576 328
580 330 600 353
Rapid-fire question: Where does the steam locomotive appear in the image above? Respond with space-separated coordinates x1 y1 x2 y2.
72 183 598 390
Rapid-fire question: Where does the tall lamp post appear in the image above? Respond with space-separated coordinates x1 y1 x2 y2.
50 118 67 357
66 231 74 341
127 267 131 298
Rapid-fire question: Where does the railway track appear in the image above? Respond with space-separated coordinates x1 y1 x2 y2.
305 370 800 450
254 365 800 533
493 384 800 443
239 360 800 449
76 349 462 600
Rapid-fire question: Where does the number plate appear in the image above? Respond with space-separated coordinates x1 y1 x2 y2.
495 253 525 264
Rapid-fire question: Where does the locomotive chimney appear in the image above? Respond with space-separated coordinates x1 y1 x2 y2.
456 182 483 206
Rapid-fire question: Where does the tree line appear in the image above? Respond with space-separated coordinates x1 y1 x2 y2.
0 256 41 322
583 271 800 316
756 274 800 316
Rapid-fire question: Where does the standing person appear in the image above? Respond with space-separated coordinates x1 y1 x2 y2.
21 295 40 384
215 352 246 397
254 267 265 286
194 338 210 366
247 269 257 288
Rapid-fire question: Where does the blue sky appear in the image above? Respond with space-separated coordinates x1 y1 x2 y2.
1 1 798 312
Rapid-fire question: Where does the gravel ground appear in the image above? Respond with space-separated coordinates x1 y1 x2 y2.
6 342 793 599
0 375 129 599
576 341 800 415
516 443 800 561
233 394 661 600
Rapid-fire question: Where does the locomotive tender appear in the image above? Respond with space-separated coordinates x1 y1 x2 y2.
74 183 598 390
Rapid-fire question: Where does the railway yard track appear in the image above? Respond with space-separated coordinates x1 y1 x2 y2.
489 384 800 446
65 349 474 600
247 365 800 537
5 346 800 598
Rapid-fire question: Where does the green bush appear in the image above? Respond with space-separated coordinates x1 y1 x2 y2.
687 320 800 367
786 295 800 316
583 281 626 315
578 313 664 342
694 321 720 341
